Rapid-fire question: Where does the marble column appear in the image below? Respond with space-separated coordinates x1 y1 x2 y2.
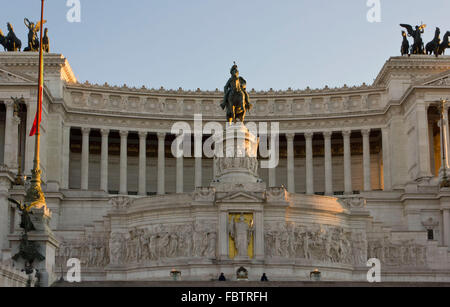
254 211 264 260
323 131 333 196
81 128 90 190
25 101 36 176
218 210 229 260
0 175 12 252
157 132 166 195
305 132 314 195
195 133 202 188
443 209 450 248
119 130 128 195
382 127 392 191
362 129 372 191
441 109 450 171
176 132 184 194
138 132 147 196
268 135 277 188
100 129 110 193
343 130 352 194
3 100 20 170
286 133 295 193
429 122 437 175
61 124 71 190
416 102 432 178
447 108 450 170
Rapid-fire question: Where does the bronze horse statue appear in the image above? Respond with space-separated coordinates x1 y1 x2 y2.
426 27 441 56
0 23 22 51
0 29 5 51
401 31 410 56
226 76 248 124
437 31 450 56
221 63 252 124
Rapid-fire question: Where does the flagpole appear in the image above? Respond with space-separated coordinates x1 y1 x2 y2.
34 0 44 168
25 0 48 215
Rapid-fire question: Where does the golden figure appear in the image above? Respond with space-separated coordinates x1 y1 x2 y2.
228 213 254 259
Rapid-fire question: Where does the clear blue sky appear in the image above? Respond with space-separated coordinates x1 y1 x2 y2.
1 0 449 90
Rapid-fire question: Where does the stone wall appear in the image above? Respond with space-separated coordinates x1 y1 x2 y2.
0 264 27 287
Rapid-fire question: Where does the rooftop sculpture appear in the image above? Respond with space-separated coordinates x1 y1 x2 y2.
0 19 48 53
401 23 449 57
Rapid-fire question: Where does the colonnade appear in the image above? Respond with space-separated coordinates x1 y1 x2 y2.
64 127 384 196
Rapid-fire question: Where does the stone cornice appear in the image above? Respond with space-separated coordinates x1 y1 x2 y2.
67 81 384 98
63 110 386 134
0 53 77 83
64 86 388 120
374 55 450 86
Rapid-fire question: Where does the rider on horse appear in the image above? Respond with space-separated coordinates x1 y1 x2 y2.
221 62 251 124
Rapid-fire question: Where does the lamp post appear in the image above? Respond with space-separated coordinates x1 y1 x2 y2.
438 98 450 188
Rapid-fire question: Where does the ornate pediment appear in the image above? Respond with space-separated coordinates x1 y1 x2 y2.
419 71 450 87
0 67 35 84
216 191 264 203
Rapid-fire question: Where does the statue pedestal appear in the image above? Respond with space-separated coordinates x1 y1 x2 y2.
9 209 59 287
212 123 261 186
212 125 266 263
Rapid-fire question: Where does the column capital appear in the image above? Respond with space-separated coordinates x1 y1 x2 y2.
304 132 314 139
4 99 14 109
100 128 110 136
286 133 295 141
361 129 371 136
81 127 91 135
342 130 352 137
323 131 333 138
139 131 148 139
157 132 166 140
119 130 129 138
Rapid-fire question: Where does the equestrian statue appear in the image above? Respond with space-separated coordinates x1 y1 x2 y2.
220 62 252 124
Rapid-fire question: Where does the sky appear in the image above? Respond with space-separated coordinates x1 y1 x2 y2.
0 0 449 91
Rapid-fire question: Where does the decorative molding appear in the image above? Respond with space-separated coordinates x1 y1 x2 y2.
109 196 132 210
216 191 264 203
193 187 216 202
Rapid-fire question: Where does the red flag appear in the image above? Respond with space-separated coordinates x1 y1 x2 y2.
29 0 45 137
29 85 43 137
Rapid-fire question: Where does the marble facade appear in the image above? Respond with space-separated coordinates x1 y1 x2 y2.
0 53 450 283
